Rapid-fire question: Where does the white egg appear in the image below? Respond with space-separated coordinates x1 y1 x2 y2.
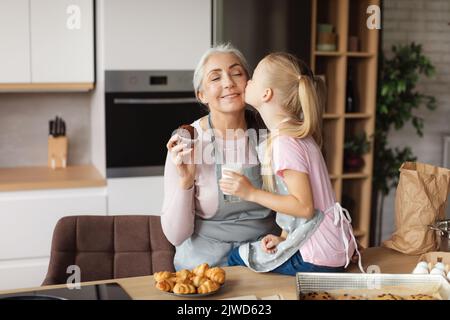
447 271 450 281
430 268 446 276
416 261 428 269
433 262 445 271
412 266 429 274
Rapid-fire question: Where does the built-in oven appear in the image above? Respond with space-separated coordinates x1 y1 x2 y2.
105 70 207 178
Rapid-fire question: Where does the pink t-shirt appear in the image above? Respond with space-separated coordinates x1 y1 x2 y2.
272 135 356 267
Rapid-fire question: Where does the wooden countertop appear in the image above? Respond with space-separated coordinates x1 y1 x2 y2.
0 165 106 192
0 248 422 300
0 266 297 300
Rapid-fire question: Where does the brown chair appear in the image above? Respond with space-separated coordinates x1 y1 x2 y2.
42 215 175 285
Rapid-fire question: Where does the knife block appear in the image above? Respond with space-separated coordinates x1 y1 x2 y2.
48 136 68 169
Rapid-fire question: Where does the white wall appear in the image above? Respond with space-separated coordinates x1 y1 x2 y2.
381 0 450 241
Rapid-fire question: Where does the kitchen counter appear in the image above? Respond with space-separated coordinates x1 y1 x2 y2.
0 247 424 299
0 165 106 192
346 246 419 273
0 266 297 300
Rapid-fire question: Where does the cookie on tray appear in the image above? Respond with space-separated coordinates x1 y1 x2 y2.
407 294 435 300
301 291 333 300
336 294 362 300
373 293 403 300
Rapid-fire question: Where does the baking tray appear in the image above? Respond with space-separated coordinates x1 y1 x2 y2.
296 273 450 300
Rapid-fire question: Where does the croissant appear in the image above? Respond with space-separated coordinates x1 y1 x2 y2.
205 267 226 284
192 263 210 277
176 269 193 280
154 271 174 282
197 280 220 294
191 275 209 287
155 279 175 292
167 276 193 285
173 283 196 294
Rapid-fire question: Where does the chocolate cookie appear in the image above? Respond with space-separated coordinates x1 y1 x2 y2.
407 294 435 300
373 293 403 300
336 294 362 300
302 291 333 300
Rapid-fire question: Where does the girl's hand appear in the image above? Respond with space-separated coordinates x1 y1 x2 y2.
261 234 284 254
219 171 255 201
166 134 196 189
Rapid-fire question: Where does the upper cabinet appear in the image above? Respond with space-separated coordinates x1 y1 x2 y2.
0 0 94 91
30 0 94 85
0 0 30 83
104 0 211 70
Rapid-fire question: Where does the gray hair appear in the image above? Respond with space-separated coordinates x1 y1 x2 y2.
193 43 250 100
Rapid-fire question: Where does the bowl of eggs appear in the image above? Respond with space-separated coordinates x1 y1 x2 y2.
412 253 450 281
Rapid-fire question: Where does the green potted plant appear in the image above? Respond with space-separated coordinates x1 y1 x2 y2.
370 42 437 245
344 132 371 171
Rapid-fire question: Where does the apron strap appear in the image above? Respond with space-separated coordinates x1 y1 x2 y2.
325 202 365 273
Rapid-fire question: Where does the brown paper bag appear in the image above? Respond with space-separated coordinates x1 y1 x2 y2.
383 162 450 255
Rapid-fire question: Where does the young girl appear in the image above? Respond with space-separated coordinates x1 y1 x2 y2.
219 52 363 275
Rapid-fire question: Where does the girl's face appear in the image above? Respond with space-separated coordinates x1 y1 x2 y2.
245 61 267 109
198 53 248 114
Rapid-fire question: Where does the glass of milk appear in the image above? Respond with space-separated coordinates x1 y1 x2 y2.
221 163 244 203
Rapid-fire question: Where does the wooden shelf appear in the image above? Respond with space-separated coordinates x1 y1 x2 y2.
344 113 372 119
314 51 344 56
323 113 340 119
342 173 369 179
346 52 375 58
312 0 379 247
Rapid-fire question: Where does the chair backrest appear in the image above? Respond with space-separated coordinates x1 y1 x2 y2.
42 215 175 286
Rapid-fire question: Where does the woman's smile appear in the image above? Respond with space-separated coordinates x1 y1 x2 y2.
220 92 241 101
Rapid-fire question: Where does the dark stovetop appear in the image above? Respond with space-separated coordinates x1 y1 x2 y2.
0 283 132 300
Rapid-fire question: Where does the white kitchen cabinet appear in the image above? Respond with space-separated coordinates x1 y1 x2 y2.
107 177 164 216
0 0 30 83
0 187 107 290
30 0 94 83
104 0 211 70
0 258 50 292
0 0 94 90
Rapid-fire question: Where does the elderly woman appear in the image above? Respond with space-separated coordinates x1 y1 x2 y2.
161 44 280 270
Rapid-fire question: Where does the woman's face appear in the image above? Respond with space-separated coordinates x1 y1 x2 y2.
245 60 267 109
198 53 248 114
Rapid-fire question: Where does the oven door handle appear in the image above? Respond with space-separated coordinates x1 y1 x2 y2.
113 98 198 105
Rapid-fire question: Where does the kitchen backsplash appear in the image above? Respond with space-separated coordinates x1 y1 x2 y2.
0 92 91 167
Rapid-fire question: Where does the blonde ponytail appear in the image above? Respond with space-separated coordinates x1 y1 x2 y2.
298 76 323 148
260 53 326 192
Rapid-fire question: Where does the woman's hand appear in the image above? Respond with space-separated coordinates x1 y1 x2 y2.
219 171 255 201
261 234 284 254
166 134 196 189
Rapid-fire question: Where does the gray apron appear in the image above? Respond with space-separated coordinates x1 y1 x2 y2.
173 115 280 270
238 171 325 272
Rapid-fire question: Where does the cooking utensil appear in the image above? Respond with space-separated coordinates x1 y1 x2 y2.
429 220 450 252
